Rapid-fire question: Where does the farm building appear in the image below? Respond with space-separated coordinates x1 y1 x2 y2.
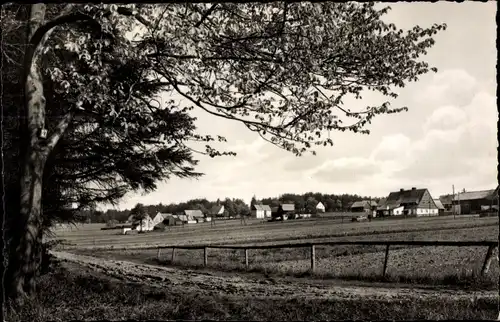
209 205 225 218
251 204 272 218
439 194 453 212
452 187 498 215
272 204 295 220
378 187 439 217
152 212 173 226
350 200 377 213
131 215 155 232
185 209 205 223
174 213 195 224
433 199 445 215
315 201 326 213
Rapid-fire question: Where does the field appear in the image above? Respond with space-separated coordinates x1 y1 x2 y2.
52 215 498 249
34 215 499 321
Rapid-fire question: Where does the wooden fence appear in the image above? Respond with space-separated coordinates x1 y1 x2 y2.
154 240 498 277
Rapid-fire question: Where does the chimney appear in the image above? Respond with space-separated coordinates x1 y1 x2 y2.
400 188 404 192
411 187 416 190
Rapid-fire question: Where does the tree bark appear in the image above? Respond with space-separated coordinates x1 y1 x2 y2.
9 4 48 303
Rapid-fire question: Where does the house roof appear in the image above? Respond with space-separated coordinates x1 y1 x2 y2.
350 200 376 209
280 204 295 211
453 189 496 201
253 204 272 211
439 194 453 205
209 205 224 215
385 188 428 209
376 198 387 210
433 199 445 210
154 212 172 221
184 209 204 218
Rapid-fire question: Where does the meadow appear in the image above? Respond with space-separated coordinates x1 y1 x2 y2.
60 215 499 289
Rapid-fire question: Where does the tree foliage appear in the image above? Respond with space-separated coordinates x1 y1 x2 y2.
2 2 444 303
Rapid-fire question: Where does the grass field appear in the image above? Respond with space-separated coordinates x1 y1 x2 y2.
75 224 499 289
52 215 498 250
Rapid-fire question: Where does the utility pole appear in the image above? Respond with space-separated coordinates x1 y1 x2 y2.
452 185 455 219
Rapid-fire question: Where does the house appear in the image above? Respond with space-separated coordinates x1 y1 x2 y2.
131 215 155 232
439 194 454 212
272 204 295 220
452 188 498 214
184 210 204 223
433 199 445 215
380 187 439 217
209 205 225 218
152 212 172 226
350 200 377 213
174 213 195 224
251 204 272 218
315 201 326 213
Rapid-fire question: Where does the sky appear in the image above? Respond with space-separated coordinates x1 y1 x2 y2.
111 2 497 210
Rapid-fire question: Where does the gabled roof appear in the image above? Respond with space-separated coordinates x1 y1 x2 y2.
376 198 388 210
433 199 445 210
316 201 325 209
453 189 496 201
439 194 453 205
154 212 172 221
252 204 272 211
385 188 427 208
184 209 204 218
350 200 374 209
280 204 295 212
209 205 224 215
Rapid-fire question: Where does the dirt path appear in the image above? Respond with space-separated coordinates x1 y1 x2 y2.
52 250 498 301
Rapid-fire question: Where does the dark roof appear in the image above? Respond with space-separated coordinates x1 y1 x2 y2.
271 207 279 213
453 189 495 201
280 204 295 212
209 205 224 215
385 188 428 209
350 200 375 209
376 197 388 210
439 194 453 205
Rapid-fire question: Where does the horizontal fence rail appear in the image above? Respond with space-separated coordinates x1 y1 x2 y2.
151 240 498 277
157 240 498 250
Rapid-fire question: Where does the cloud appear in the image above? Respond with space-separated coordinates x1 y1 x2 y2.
418 69 479 108
309 157 380 183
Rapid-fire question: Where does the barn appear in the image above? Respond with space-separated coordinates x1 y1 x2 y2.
209 205 225 218
433 199 445 215
272 204 295 220
251 204 272 218
184 209 205 223
452 188 498 215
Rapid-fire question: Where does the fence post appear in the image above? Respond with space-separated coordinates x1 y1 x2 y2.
310 244 316 273
204 247 208 267
171 247 176 263
157 247 161 261
382 244 390 277
481 245 495 275
244 248 249 270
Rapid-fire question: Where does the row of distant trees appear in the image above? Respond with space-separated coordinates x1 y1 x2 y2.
255 192 380 213
85 197 251 223
84 192 379 223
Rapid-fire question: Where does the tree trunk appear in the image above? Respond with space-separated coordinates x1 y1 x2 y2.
8 3 48 303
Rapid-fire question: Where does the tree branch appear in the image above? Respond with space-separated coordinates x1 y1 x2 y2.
194 3 218 28
44 111 74 153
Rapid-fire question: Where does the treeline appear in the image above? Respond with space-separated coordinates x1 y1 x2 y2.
86 198 251 223
257 192 380 213
83 192 380 223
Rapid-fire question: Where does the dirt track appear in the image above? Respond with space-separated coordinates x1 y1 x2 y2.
52 251 498 302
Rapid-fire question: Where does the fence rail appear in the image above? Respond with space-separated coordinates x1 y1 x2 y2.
154 240 497 277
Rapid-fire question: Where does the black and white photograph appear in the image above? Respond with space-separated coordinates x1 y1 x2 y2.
1 2 498 320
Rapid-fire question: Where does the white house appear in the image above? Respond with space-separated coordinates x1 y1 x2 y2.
315 201 326 213
132 215 155 232
251 204 272 218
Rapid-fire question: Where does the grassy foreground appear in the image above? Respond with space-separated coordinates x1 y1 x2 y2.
6 261 498 321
